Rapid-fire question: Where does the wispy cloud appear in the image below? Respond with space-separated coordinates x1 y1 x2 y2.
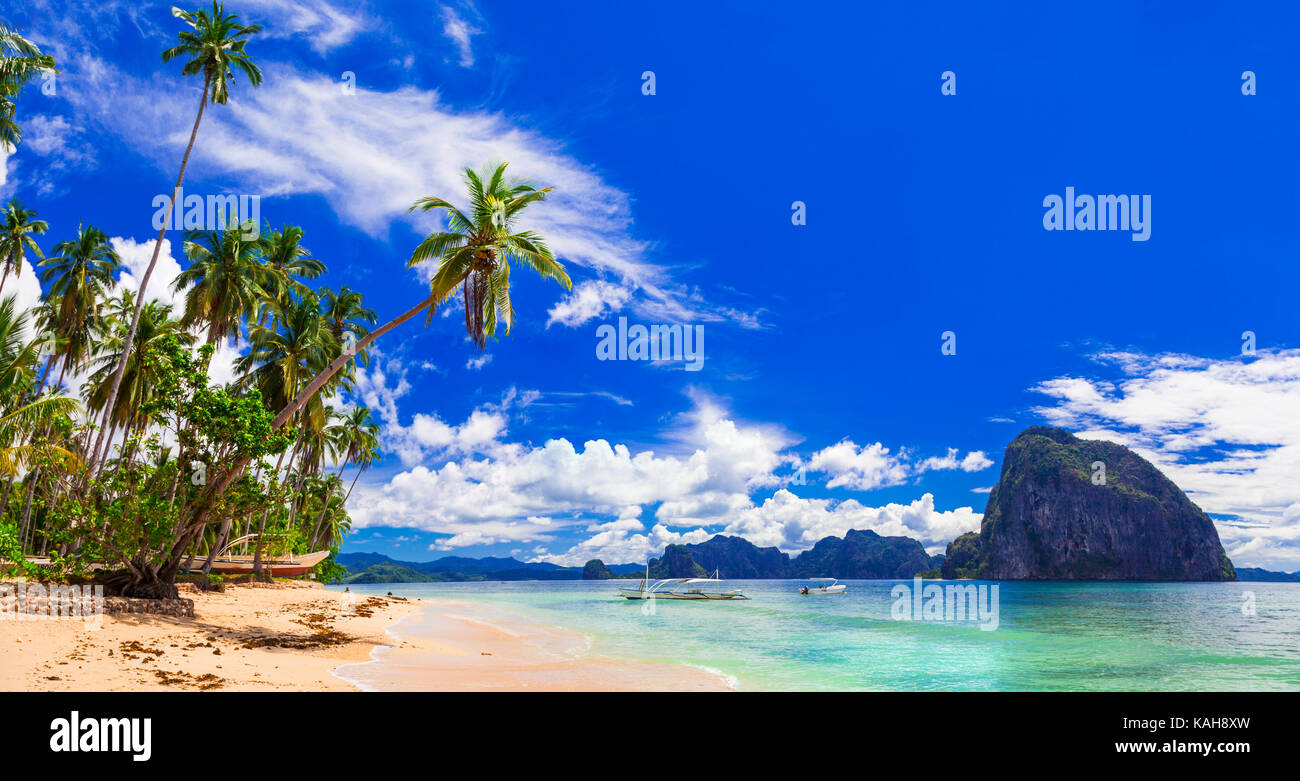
438 5 481 68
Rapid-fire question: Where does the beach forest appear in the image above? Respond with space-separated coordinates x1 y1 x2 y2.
0 4 570 598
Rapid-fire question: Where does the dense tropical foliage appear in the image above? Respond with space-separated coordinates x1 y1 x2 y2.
0 6 568 597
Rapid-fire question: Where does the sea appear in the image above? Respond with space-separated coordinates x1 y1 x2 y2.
327 580 1300 691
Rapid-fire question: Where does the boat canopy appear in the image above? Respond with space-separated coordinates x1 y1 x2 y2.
808 577 837 582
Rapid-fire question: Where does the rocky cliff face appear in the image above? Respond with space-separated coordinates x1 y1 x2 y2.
957 427 1235 581
791 529 935 579
648 545 707 578
582 559 614 580
649 531 937 579
685 535 791 578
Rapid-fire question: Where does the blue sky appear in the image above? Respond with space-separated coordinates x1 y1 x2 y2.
4 1 1299 569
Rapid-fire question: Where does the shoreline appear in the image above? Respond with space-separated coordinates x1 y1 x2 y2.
331 596 733 692
0 582 732 692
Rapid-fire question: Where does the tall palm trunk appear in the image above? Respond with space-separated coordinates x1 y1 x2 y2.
87 75 212 483
344 464 365 504
309 455 350 549
253 429 301 574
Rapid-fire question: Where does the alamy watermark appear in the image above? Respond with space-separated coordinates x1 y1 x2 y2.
50 711 151 762
890 577 999 631
151 188 261 240
595 317 704 371
1043 187 1151 241
0 582 104 629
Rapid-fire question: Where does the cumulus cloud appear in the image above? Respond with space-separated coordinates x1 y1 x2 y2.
722 490 982 553
349 393 987 558
1032 349 1300 570
546 280 632 327
111 236 185 311
806 440 992 490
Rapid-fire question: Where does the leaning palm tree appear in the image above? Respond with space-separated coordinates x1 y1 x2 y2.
269 162 569 431
0 21 57 151
89 2 262 478
0 199 48 298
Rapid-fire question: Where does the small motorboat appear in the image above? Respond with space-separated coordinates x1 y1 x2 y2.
798 577 846 595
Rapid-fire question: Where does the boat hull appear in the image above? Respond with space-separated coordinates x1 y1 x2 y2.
799 585 847 595
203 550 330 577
618 588 749 600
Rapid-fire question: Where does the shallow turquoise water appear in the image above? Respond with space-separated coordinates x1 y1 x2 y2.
331 580 1300 691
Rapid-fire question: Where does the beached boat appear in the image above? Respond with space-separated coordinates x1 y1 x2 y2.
798 577 846 595
196 535 330 577
618 568 750 600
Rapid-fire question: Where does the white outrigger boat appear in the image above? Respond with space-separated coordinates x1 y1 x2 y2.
618 568 750 600
798 577 846 595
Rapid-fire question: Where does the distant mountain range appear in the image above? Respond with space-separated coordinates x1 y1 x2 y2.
335 552 643 583
338 528 946 584
1234 567 1300 582
603 530 945 580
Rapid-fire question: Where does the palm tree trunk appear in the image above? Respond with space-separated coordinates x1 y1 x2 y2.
272 293 437 429
252 434 297 575
0 263 10 299
344 464 365 504
309 455 349 549
87 74 212 483
1 474 14 525
18 472 38 548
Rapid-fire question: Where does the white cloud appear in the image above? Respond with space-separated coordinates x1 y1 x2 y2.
1033 349 1300 570
546 280 631 327
806 441 991 490
111 236 185 311
465 353 492 370
722 490 982 554
918 448 994 473
349 393 984 560
438 5 481 67
237 0 373 54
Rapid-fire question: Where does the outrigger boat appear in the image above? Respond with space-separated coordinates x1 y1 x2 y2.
195 534 330 577
798 577 846 595
618 567 750 600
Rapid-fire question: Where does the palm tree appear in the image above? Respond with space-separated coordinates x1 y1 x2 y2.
84 293 194 458
308 405 377 547
258 224 324 315
269 162 569 431
318 286 376 363
0 21 57 151
89 2 262 478
237 294 331 414
0 199 48 298
175 220 267 346
38 225 120 391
